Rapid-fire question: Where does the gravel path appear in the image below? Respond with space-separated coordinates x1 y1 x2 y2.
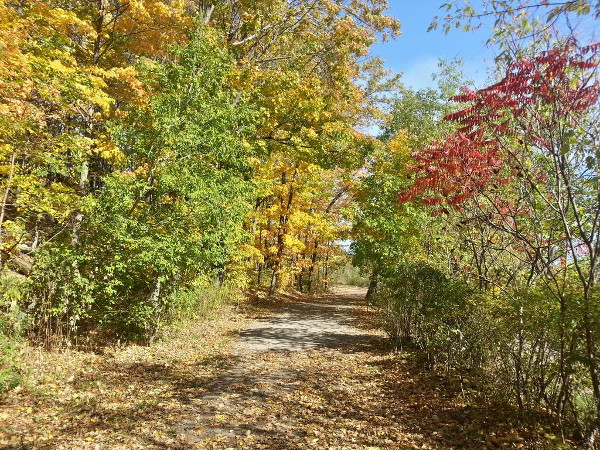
174 285 379 448
234 286 371 353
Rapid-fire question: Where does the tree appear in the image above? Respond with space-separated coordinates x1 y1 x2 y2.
1 0 402 342
430 1 600 38
401 39 600 440
224 0 400 294
352 61 470 294
0 1 119 273
29 28 257 341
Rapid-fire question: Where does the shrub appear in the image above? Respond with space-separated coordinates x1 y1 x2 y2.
375 263 489 372
375 262 599 437
0 271 28 391
167 278 245 323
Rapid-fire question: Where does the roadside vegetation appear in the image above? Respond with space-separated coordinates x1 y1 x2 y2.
350 4 600 444
0 0 599 447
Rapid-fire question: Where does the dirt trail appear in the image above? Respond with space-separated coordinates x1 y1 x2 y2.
235 285 372 353
174 285 382 447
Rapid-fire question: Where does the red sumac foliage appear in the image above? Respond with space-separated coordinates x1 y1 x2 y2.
399 40 600 207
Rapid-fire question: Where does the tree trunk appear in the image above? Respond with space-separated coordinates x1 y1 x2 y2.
257 262 263 285
323 244 330 291
148 279 162 342
366 270 379 303
71 161 89 245
269 168 296 296
515 303 525 412
307 239 319 293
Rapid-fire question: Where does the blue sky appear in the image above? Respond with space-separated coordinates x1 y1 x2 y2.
370 1 497 90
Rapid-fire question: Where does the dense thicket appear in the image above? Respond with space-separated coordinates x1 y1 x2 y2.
0 0 399 355
350 4 600 443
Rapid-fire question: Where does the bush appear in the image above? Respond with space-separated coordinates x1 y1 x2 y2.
26 166 251 344
0 271 28 391
375 263 489 372
374 263 598 438
27 238 247 344
494 285 599 435
167 277 246 323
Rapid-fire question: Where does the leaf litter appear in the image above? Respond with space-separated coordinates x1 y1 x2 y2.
1 287 570 449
